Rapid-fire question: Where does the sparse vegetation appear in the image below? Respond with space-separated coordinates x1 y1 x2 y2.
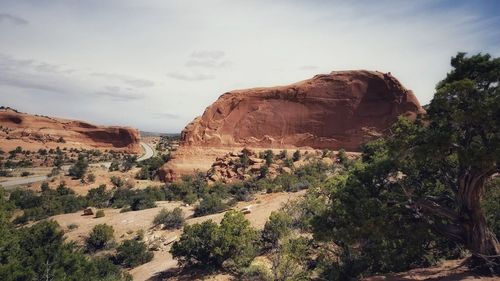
86 224 115 252
114 239 153 268
153 207 185 229
68 154 88 179
95 209 105 218
171 210 259 270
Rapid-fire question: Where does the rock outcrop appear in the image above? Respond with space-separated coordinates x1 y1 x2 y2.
162 70 424 181
182 70 423 151
0 108 141 153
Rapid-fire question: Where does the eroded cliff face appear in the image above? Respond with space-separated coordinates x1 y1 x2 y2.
181 70 423 151
0 108 141 153
161 70 424 181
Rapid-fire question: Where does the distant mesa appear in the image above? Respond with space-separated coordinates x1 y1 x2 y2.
161 70 424 181
0 107 141 153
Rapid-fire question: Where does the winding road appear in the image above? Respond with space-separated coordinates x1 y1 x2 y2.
0 142 154 189
137 142 154 161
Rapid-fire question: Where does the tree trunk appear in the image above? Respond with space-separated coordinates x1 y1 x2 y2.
457 172 500 256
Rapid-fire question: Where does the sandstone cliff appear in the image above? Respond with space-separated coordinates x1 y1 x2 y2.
0 108 141 153
162 70 424 181
181 70 423 151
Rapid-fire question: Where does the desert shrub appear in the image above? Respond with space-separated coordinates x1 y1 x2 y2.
270 237 310 281
153 207 184 229
68 154 88 179
0 219 130 281
10 185 86 223
20 171 31 177
86 224 114 252
261 211 292 250
109 160 120 172
165 172 208 204
171 211 259 269
263 150 274 166
135 155 168 180
292 150 301 162
95 210 105 218
86 173 96 183
68 223 79 230
336 148 348 166
114 239 153 268
110 188 135 208
194 193 230 217
86 184 112 208
110 176 124 188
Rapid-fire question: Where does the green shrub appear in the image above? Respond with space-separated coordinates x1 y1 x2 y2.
68 154 88 179
194 193 229 217
95 210 105 218
86 185 112 208
114 239 153 268
110 176 124 188
261 211 292 250
171 211 259 269
86 224 114 252
153 207 184 229
68 223 79 230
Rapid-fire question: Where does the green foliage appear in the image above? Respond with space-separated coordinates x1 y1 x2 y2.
171 220 220 267
165 172 207 204
171 211 259 269
270 237 310 281
114 239 153 268
292 150 301 162
11 184 86 223
153 207 185 229
110 186 163 210
86 224 114 252
261 211 292 250
86 184 112 208
0 219 128 281
109 160 120 172
86 173 96 183
336 148 348 166
95 210 105 218
483 177 500 240
263 150 274 166
110 176 124 188
68 154 88 179
239 153 250 169
194 193 231 217
135 155 168 180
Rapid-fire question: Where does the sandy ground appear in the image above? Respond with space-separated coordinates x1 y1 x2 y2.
50 190 305 281
362 259 498 281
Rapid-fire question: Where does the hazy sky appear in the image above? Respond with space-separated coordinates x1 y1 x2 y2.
0 0 499 132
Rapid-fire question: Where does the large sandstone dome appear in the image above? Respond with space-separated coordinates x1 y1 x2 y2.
182 70 424 151
161 70 424 182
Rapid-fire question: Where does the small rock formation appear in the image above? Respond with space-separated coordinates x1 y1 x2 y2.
0 107 141 153
161 70 424 181
181 70 424 150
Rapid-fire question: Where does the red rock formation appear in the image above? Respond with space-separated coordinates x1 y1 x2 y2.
182 70 423 151
0 108 141 153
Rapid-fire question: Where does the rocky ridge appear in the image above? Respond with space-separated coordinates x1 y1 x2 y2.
0 107 141 153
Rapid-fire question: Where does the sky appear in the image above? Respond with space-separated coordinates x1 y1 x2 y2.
0 0 499 133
